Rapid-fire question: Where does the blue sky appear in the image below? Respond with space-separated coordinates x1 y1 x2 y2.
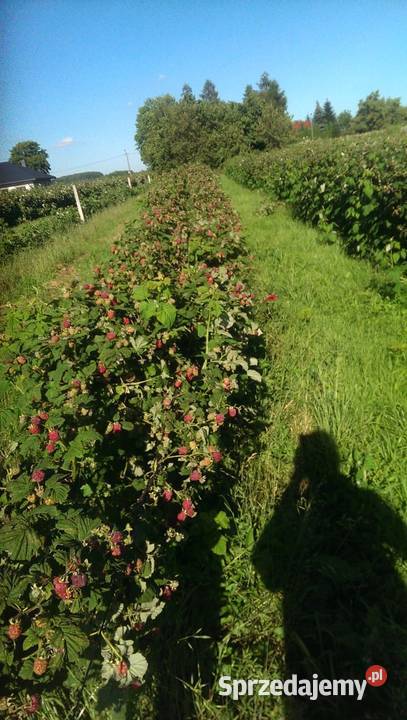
1 0 406 177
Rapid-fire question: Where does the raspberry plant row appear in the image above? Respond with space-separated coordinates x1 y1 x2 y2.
0 165 263 716
226 131 407 267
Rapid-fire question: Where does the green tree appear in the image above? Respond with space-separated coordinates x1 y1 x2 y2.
313 102 325 131
200 80 219 102
257 72 287 112
180 83 195 103
337 110 353 134
323 100 336 125
9 140 51 173
322 100 339 137
352 91 407 133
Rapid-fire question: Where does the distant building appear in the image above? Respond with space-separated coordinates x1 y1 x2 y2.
0 162 56 191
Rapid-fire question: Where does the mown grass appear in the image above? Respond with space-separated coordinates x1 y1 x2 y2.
0 194 145 308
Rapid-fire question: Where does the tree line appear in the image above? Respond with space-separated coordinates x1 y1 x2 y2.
135 75 407 170
5 80 406 176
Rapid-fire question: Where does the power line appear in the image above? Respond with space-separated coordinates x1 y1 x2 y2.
64 151 139 173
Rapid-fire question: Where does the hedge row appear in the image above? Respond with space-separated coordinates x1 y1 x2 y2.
225 131 407 266
0 174 147 229
0 166 265 716
0 175 147 261
0 209 79 262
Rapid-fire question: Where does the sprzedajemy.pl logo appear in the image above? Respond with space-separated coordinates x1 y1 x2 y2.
218 666 387 701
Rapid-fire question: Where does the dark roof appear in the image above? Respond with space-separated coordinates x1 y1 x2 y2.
0 162 56 188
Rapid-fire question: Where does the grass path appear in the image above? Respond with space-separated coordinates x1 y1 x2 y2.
221 174 406 512
194 176 407 720
0 194 145 308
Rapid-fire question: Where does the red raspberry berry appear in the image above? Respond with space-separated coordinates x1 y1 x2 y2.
228 407 238 418
161 585 172 600
183 414 193 424
111 531 123 543
48 429 59 442
215 413 225 425
112 422 122 433
111 544 122 557
117 660 128 676
71 573 87 588
162 488 173 502
106 331 116 341
31 469 45 483
98 363 107 375
7 623 22 640
25 694 41 715
178 446 188 456
190 469 202 482
211 450 223 463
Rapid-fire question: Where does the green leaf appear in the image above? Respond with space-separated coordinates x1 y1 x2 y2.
9 476 32 503
56 513 99 542
213 510 230 530
139 300 157 321
128 651 148 680
156 303 177 328
54 619 89 662
247 368 262 383
44 478 70 503
0 522 42 561
132 285 149 301
211 535 228 556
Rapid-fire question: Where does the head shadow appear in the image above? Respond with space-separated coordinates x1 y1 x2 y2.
253 430 407 719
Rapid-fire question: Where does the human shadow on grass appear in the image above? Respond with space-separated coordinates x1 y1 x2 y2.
253 430 407 720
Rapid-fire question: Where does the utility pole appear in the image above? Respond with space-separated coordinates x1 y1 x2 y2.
124 149 133 188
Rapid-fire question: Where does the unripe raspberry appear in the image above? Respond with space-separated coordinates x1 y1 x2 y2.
33 657 48 676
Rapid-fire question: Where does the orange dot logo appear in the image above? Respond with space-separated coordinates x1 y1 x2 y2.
365 665 387 687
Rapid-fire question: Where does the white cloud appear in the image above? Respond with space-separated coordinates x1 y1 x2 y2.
56 136 74 148
127 101 133 107
158 74 167 81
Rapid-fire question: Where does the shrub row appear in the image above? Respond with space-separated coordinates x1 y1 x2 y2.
225 131 407 266
0 209 79 262
0 166 265 716
0 174 147 229
0 175 147 262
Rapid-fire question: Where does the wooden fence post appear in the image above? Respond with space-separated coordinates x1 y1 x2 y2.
72 184 85 222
